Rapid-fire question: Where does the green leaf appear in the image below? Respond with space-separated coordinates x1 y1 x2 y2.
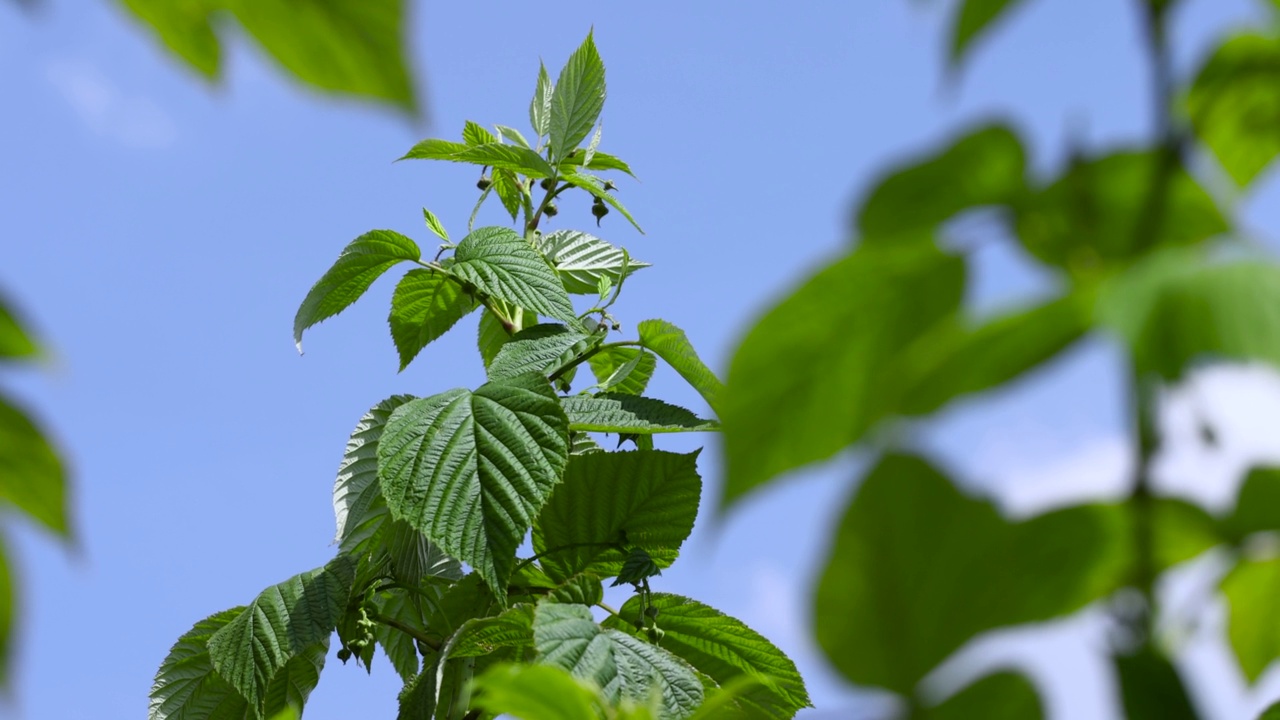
450 605 535 658
448 143 557 179
588 348 656 396
536 230 650 295
0 294 38 360
549 574 605 606
0 539 11 692
1260 700 1280 720
1153 498 1221 573
472 663 602 720
488 324 600 382
463 120 498 147
814 453 1128 694
549 33 607 161
856 124 1026 240
721 244 964 508
478 306 530 369
533 603 703 718
370 590 426 682
0 393 68 536
916 671 1043 720
533 450 701 581
949 0 1030 67
388 269 478 371
561 395 719 434
611 547 662 587
294 230 421 351
492 169 527 223
378 374 570 601
207 557 355 709
1224 555 1280 681
449 227 578 326
496 125 533 149
561 172 643 233
1100 258 1280 380
333 394 415 551
898 288 1095 416
1014 150 1227 276
636 320 723 415
422 209 449 242
1224 467 1280 543
117 0 220 78
400 138 470 161
531 62 554 140
221 0 416 111
1187 33 1280 187
603 594 810 718
1113 646 1198 720
150 607 328 720
560 150 636 177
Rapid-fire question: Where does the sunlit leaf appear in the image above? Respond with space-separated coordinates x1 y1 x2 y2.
448 227 578 326
472 663 602 720
388 269 478 371
1187 33 1280 187
533 451 701 581
378 374 570 601
560 395 719 434
814 454 1128 694
917 670 1043 720
637 320 723 415
549 33 607 161
536 230 650 294
588 348 656 396
531 62 554 139
488 324 601 382
0 393 68 536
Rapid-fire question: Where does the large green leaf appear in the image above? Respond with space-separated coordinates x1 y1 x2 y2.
721 244 964 508
333 395 413 550
472 663 602 720
448 227 577 326
533 451 701 581
536 231 649 295
207 558 355 709
603 594 810 718
636 320 723 416
220 0 415 111
1224 555 1280 681
1100 259 1280 380
949 0 1029 67
549 33 607 161
1187 33 1280 187
1113 646 1198 720
587 348 656 396
897 288 1094 416
117 0 222 78
150 608 327 720
1223 467 1280 543
1014 151 1227 276
560 395 719 434
294 230 421 351
856 124 1026 240
0 392 68 536
0 295 37 360
814 454 1128 695
533 603 703 718
915 671 1042 720
388 269 478 371
377 374 570 601
488 324 601 382
446 143 556 178
399 138 470 161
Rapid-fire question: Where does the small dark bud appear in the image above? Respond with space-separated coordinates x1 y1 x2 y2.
337 647 352 663
540 177 555 191
476 175 491 191
544 202 559 217
603 180 617 191
591 201 609 226
644 606 660 620
646 626 665 643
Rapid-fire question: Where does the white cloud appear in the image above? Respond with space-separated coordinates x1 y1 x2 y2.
45 60 177 149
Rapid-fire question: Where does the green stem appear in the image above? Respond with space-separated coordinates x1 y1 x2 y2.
548 340 644 383
368 609 441 653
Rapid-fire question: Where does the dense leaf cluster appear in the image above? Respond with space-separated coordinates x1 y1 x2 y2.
151 35 809 720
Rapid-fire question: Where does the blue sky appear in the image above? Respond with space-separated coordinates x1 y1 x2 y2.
4 1 1280 718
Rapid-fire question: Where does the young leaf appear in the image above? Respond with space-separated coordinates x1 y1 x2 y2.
471 663 602 720
388 269 478 371
496 125 533 149
478 306 518 368
1224 556 1280 682
814 454 1128 695
449 226 578 325
588 348 656 395
536 230 651 294
533 603 704 717
560 395 719 434
1187 34 1280 187
533 450 702 582
400 138 470 161
721 244 964 509
549 33 607 161
601 593 811 718
294 230 421 351
637 320 723 415
530 61 554 139
949 0 1030 68
1014 150 1227 276
561 171 643 233
491 169 527 222
463 120 498 146
584 124 603 166
0 393 68 536
207 557 355 709
377 374 570 601
449 605 536 658
611 547 662 587
422 208 449 242
0 295 37 360
448 143 557 178
487 324 601 382
856 123 1026 241
559 150 636 177
919 671 1043 720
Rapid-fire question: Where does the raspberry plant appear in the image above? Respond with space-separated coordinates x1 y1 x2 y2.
148 33 810 720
